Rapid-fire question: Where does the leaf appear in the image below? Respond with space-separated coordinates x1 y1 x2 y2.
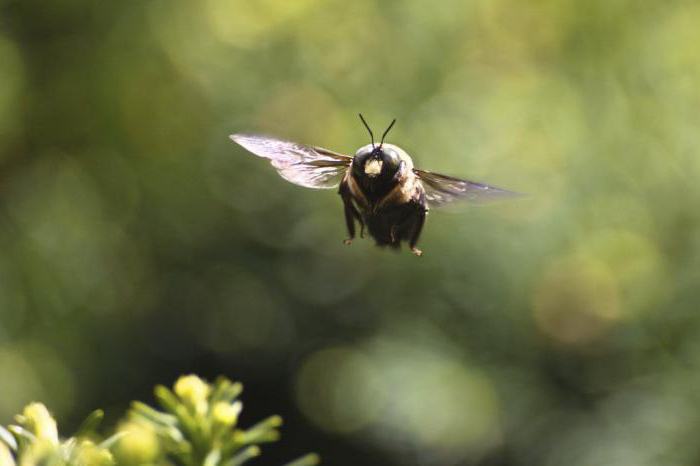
153 386 181 415
235 416 282 444
74 410 104 438
282 453 321 466
98 431 129 450
210 379 243 405
154 386 200 442
130 402 178 427
203 448 221 466
222 446 260 466
0 426 17 451
7 426 36 444
0 441 15 466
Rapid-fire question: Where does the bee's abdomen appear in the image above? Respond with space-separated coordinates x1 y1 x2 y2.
365 201 425 248
366 216 400 247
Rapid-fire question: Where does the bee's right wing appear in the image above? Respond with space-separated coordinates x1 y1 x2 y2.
414 168 522 207
230 134 352 189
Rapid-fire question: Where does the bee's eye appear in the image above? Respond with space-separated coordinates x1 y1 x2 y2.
353 146 373 172
381 148 401 171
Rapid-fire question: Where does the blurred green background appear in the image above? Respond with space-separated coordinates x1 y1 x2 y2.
2 0 700 464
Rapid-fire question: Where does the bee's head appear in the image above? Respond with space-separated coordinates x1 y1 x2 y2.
353 114 400 179
353 144 402 178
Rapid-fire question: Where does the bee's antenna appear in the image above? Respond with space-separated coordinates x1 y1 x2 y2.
379 118 397 148
358 113 375 149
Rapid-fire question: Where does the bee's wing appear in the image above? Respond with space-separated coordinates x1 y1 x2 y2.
230 134 352 189
414 168 522 207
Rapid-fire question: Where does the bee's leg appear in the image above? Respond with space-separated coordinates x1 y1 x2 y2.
342 204 356 245
339 182 361 245
342 199 355 245
408 207 427 257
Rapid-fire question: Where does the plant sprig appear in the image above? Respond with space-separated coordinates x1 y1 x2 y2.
0 375 319 466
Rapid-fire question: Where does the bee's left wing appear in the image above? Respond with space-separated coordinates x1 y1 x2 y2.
230 134 352 189
414 168 521 207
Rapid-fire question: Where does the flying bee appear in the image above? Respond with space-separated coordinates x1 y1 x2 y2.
230 114 518 256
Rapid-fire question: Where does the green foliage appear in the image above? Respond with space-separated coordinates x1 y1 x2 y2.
0 376 319 466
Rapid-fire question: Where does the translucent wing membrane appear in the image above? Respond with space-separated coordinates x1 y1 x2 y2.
414 169 522 207
230 134 352 189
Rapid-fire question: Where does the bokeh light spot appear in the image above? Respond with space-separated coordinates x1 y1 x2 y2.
296 339 501 461
0 344 75 423
295 346 383 434
534 254 620 346
576 229 665 316
206 0 321 48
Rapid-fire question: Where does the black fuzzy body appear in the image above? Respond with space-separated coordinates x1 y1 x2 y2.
364 198 426 248
338 153 427 252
